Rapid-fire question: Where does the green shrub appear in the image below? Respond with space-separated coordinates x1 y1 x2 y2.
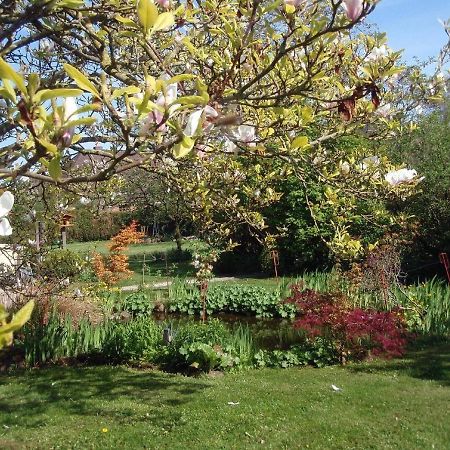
158 319 235 371
103 318 162 362
168 283 297 318
40 249 84 280
254 339 337 368
121 291 153 317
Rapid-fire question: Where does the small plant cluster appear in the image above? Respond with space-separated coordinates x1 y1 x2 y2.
39 249 84 281
92 221 144 285
121 292 153 318
285 284 410 362
254 339 337 369
168 283 297 318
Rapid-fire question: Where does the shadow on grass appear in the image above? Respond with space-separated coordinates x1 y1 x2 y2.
347 338 450 386
0 366 209 430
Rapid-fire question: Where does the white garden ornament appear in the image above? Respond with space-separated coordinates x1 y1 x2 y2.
0 191 14 236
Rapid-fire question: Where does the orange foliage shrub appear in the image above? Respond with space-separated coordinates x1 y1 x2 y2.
92 221 144 285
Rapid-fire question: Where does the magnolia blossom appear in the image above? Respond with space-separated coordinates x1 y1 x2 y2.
385 168 421 186
367 45 389 62
155 0 169 7
61 97 78 147
360 155 380 171
140 74 178 135
184 105 219 137
224 125 257 153
0 191 14 236
342 0 363 22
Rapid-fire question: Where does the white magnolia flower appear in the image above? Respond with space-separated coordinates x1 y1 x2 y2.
184 105 219 137
0 191 14 236
385 168 422 186
360 156 380 171
62 97 78 147
367 45 389 62
340 161 350 175
223 125 256 154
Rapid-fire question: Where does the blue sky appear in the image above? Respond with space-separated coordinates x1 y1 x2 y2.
368 0 449 64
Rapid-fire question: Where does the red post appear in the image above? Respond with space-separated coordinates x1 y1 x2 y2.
439 253 450 284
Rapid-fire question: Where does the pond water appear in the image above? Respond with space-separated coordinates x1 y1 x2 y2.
152 312 304 350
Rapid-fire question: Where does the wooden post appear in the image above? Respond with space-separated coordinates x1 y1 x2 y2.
271 250 280 279
35 221 41 252
61 226 67 249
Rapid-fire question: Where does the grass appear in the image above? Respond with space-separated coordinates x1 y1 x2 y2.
66 240 199 256
0 342 448 449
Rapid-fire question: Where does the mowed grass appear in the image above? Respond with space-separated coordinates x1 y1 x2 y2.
66 240 192 256
0 342 448 449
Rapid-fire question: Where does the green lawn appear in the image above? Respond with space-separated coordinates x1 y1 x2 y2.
67 240 196 256
1 342 448 449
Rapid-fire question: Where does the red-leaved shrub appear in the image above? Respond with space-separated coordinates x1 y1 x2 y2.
285 284 409 362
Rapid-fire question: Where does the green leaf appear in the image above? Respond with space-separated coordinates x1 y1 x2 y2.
173 135 195 159
56 0 85 7
291 135 309 149
66 117 97 128
48 156 62 180
37 138 59 156
151 11 175 34
174 95 207 106
137 0 158 34
34 88 83 103
115 15 138 27
0 57 27 93
0 80 16 102
0 300 34 339
111 86 141 99
63 64 101 99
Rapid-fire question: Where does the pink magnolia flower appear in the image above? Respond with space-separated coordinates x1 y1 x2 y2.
342 0 363 22
139 74 178 135
156 0 170 7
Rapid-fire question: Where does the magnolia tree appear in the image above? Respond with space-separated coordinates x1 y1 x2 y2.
0 0 449 258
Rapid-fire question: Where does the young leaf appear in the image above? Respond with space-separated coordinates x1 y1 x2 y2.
111 86 141 99
63 64 101 99
37 138 59 156
0 80 16 102
34 88 83 103
65 117 97 127
48 156 62 180
0 57 27 93
173 135 195 159
151 12 175 34
137 0 158 34
291 135 309 149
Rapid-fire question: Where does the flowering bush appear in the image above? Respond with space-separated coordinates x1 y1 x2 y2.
285 284 409 362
